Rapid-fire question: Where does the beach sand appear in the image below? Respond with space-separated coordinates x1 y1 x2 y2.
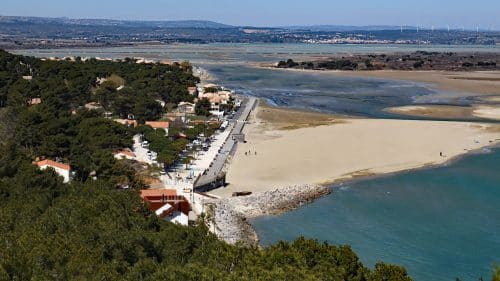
384 105 474 120
385 104 500 121
210 105 500 197
473 105 500 120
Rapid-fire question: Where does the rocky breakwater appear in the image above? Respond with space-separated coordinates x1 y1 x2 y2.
204 184 330 246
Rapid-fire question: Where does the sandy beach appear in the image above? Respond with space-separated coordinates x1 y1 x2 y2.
385 104 500 121
384 105 475 119
210 105 500 197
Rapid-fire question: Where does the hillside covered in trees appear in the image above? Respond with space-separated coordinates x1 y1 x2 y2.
0 49 419 280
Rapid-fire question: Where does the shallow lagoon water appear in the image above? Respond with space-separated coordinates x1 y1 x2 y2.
203 64 460 119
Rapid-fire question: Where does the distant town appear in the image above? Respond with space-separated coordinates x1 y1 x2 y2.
1 16 499 49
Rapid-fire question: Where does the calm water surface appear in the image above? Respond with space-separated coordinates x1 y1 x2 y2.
252 148 500 281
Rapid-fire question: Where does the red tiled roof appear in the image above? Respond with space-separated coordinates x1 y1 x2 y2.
145 121 169 129
140 189 177 199
36 160 71 171
114 149 136 158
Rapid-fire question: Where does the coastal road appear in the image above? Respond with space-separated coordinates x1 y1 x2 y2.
195 96 257 189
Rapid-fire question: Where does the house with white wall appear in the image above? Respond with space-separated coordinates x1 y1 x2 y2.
36 160 71 183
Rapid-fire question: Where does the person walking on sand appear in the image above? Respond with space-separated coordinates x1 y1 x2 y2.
245 152 247 156
440 152 443 157
255 151 257 156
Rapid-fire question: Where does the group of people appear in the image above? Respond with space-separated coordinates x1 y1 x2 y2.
244 150 257 156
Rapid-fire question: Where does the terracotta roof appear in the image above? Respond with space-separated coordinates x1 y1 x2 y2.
145 121 169 129
114 119 138 127
114 149 136 158
140 189 177 199
36 160 71 171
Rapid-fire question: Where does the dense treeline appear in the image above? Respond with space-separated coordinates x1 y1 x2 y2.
0 49 418 280
277 52 500 71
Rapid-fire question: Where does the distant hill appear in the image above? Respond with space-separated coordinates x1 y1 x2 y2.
0 16 232 29
282 25 413 32
0 15 498 48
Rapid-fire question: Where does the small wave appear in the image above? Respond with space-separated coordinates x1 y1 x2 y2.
482 148 492 154
338 185 351 192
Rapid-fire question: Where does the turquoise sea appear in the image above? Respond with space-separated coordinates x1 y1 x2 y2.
252 148 500 281
13 44 500 280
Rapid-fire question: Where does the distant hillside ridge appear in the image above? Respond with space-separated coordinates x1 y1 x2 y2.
0 16 233 29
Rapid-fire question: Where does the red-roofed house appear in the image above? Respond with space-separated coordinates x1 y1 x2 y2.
140 189 190 225
36 160 71 183
145 121 169 136
113 149 136 160
27 98 42 106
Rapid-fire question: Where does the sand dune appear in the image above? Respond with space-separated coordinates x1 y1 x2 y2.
211 106 500 197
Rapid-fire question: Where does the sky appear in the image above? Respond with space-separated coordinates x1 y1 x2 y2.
1 0 499 29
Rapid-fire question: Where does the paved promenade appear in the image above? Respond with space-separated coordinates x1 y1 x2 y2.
194 96 257 189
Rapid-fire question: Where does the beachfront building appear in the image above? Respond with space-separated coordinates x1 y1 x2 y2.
113 149 137 161
140 189 190 226
197 89 232 118
178 102 196 114
36 159 72 183
145 121 169 136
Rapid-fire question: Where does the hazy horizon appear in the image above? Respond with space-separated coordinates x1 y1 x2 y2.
1 0 499 29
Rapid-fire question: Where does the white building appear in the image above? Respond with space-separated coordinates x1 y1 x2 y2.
178 102 195 114
36 160 71 183
166 211 189 225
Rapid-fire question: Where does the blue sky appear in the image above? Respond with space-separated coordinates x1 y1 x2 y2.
1 0 499 28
